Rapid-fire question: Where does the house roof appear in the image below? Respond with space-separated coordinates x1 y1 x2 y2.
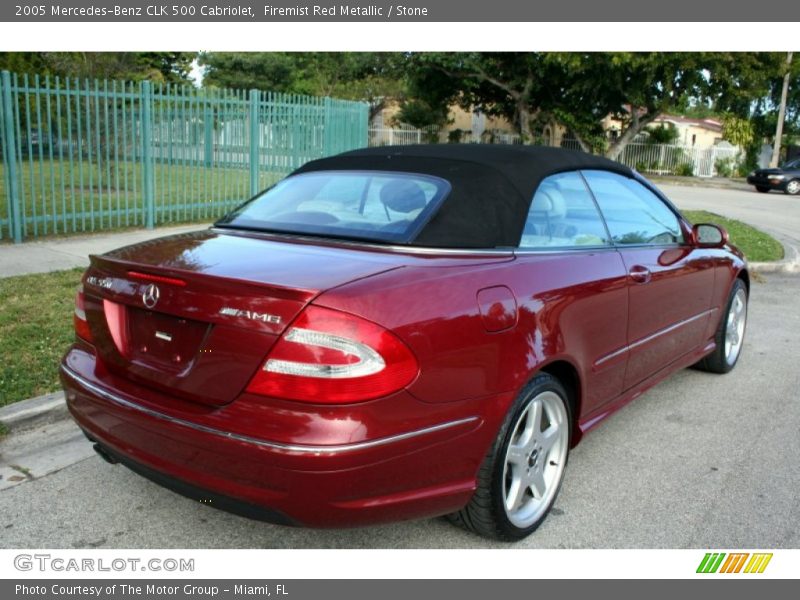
654 115 723 133
292 144 633 248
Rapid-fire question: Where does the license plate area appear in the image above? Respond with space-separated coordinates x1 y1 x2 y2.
127 307 210 374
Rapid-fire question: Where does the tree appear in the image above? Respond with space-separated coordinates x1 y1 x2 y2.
198 52 407 120
0 52 194 83
721 114 756 148
551 53 710 158
706 52 800 147
401 52 711 158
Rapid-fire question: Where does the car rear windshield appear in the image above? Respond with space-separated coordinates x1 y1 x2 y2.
215 171 451 244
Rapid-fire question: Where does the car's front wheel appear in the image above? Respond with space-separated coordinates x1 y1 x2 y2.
755 185 770 193
448 372 571 541
785 179 800 195
696 278 748 373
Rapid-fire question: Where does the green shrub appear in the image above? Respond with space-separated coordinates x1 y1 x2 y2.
675 163 694 177
645 123 680 145
447 129 464 144
715 157 735 178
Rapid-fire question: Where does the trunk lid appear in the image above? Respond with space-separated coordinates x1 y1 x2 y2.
82 230 407 406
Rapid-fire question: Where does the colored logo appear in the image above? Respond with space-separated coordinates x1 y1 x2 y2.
696 552 773 574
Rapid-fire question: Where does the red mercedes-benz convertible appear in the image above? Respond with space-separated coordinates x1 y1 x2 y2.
61 145 748 540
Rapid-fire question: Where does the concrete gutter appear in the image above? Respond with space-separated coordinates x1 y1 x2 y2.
0 391 68 433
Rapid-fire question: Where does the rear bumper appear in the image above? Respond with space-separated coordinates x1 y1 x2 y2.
60 348 502 528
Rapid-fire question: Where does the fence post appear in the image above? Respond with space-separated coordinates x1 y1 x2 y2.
141 80 155 229
322 97 333 157
249 89 260 197
1 70 22 243
203 103 213 168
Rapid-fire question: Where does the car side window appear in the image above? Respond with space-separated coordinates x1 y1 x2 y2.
582 170 684 246
519 171 611 249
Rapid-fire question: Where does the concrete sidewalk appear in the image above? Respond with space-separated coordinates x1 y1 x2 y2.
0 223 210 278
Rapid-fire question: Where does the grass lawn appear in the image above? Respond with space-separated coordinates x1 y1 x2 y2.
0 268 83 407
683 210 784 263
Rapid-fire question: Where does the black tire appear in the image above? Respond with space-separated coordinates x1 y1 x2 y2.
696 278 748 374
755 186 770 193
447 372 572 541
784 179 800 195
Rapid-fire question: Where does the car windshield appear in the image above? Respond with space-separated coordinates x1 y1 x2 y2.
216 171 450 244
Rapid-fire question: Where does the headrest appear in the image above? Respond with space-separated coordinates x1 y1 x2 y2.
380 180 428 214
530 186 567 218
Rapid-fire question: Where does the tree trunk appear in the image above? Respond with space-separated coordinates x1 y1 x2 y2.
518 105 536 144
569 129 593 153
770 52 793 168
605 109 659 161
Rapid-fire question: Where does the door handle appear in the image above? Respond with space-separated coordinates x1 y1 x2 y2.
629 265 652 284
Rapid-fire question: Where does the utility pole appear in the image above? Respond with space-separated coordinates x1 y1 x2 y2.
770 51 793 168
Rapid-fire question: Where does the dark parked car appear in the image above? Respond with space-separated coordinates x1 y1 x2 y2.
61 145 749 540
747 157 800 194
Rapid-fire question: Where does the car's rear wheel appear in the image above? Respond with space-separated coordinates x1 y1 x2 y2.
785 179 800 195
448 372 571 541
696 278 748 373
755 186 770 193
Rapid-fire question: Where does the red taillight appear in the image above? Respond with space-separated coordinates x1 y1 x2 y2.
246 305 418 403
74 284 93 343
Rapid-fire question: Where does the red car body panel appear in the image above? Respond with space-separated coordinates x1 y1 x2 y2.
61 191 748 529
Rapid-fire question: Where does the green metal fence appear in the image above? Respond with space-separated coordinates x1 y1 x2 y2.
0 70 369 243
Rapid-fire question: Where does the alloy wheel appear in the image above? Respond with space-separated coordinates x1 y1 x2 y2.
724 287 747 365
502 390 569 528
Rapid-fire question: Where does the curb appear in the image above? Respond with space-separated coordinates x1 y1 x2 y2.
750 238 800 274
649 177 750 191
0 391 68 433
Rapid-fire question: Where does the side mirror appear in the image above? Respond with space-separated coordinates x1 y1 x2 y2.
692 223 728 248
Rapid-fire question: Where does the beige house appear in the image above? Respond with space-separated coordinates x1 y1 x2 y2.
601 112 726 147
649 115 724 147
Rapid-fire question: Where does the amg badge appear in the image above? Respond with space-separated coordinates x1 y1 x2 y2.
219 307 281 325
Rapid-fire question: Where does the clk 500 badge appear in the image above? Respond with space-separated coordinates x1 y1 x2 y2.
219 307 281 325
86 276 114 289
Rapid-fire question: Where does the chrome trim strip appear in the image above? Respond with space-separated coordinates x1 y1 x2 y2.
61 366 479 455
595 308 717 368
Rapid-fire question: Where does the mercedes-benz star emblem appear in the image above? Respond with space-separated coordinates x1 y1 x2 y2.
142 283 160 309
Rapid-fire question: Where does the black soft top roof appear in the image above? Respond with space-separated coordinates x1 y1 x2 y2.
293 144 634 248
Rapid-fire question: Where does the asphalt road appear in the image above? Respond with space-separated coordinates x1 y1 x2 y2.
0 185 798 549
659 183 800 251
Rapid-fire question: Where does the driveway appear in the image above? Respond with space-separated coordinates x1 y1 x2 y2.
1 268 798 549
